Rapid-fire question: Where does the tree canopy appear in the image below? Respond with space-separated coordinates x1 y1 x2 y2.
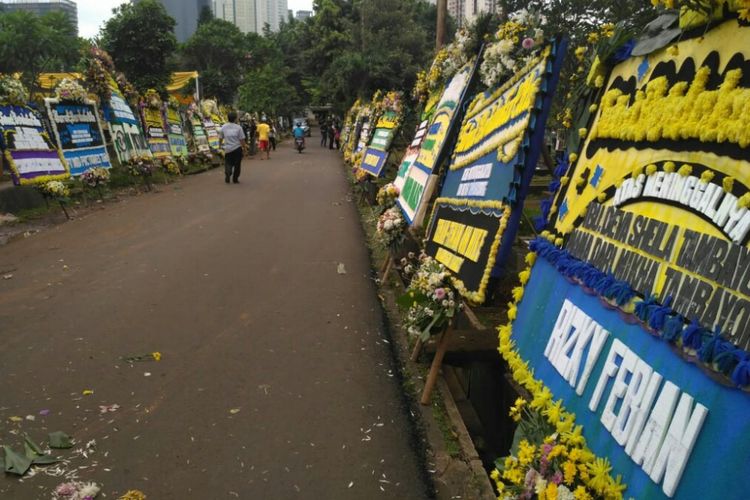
99 0 177 94
0 10 81 93
182 18 251 103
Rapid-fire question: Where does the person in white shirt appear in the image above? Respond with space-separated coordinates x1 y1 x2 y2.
219 111 248 184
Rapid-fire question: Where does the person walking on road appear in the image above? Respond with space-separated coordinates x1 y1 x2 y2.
220 111 249 184
269 123 277 151
320 120 328 147
257 119 271 160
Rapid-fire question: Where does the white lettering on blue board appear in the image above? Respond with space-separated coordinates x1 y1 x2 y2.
544 300 708 497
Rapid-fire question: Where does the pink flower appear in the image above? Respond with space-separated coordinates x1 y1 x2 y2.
522 37 535 49
551 471 563 485
435 288 446 300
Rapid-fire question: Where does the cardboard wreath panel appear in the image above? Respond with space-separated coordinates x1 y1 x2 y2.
397 60 478 226
393 118 429 193
203 116 220 151
143 107 171 159
425 43 565 303
166 108 188 157
502 17 750 500
0 104 69 186
189 114 210 153
44 99 111 177
360 93 403 177
101 80 151 163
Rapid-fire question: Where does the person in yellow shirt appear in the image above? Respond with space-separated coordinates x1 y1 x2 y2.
256 119 271 160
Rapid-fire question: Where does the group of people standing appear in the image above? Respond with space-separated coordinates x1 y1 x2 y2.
320 118 341 150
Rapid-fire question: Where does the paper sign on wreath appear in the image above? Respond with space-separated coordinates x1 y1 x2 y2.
505 17 750 500
45 99 111 176
397 59 478 227
143 107 171 159
166 108 188 157
424 42 565 304
0 104 70 186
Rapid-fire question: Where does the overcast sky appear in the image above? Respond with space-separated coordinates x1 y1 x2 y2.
77 0 315 39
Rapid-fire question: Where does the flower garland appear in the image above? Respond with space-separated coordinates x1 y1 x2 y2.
144 89 162 110
160 157 181 176
376 182 400 210
81 167 110 188
651 0 750 28
399 255 463 342
55 78 88 103
0 75 29 106
451 47 548 171
38 180 70 199
590 67 750 148
479 8 548 88
495 242 626 499
126 156 154 177
53 480 100 500
116 72 140 105
376 206 407 253
413 25 475 103
427 198 510 305
84 47 115 101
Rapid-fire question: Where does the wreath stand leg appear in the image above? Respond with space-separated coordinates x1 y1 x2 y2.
380 253 393 283
410 338 424 362
420 323 453 405
58 200 70 220
96 185 103 201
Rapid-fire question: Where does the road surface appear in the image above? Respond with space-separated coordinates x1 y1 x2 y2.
0 138 431 499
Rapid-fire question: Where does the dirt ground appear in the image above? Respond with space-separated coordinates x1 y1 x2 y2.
0 140 432 499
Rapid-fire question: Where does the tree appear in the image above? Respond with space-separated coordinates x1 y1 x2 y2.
99 0 177 94
198 5 214 26
182 18 251 103
0 10 81 94
237 62 296 115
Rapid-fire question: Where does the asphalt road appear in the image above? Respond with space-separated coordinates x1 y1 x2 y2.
0 138 430 499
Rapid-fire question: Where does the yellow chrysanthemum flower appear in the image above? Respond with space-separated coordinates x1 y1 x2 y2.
530 386 553 410
573 485 593 500
518 439 536 466
563 459 578 485
587 457 613 494
723 176 735 192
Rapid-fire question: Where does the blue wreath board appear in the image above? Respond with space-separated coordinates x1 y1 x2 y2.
426 40 566 299
359 148 389 177
512 247 750 499
45 100 111 176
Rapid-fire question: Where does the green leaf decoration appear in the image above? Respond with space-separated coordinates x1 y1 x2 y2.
24 435 45 458
3 445 32 476
48 431 73 449
31 455 59 465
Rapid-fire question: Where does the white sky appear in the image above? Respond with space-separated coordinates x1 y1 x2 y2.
76 0 315 39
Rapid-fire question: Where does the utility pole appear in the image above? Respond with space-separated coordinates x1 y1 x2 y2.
436 0 447 50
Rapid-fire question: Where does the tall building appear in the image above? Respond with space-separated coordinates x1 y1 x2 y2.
448 0 500 27
213 0 288 34
132 0 211 43
0 0 78 33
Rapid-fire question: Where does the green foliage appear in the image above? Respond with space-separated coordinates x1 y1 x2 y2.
182 19 250 103
99 0 177 94
237 62 296 115
267 0 439 114
0 10 81 94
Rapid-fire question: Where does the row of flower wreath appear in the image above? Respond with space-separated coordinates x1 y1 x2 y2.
495 241 627 500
